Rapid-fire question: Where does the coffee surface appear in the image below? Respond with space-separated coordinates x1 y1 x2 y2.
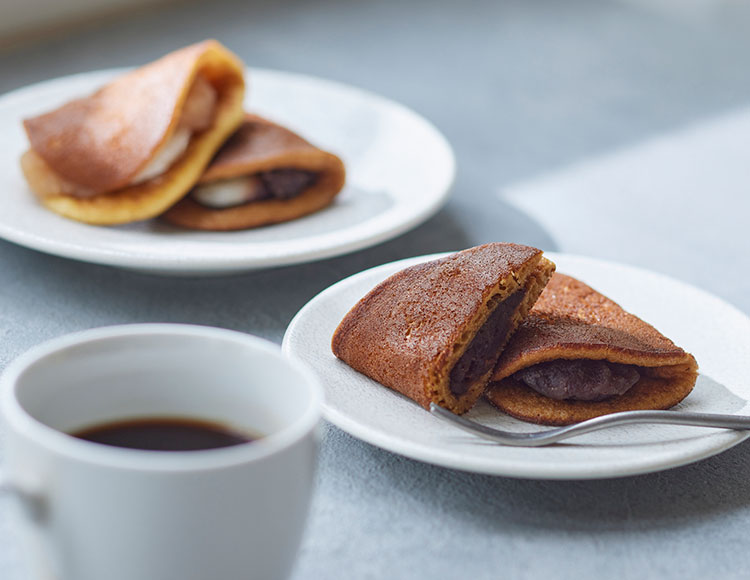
72 417 255 451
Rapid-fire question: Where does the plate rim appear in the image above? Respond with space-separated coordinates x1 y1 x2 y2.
282 250 750 479
0 67 456 275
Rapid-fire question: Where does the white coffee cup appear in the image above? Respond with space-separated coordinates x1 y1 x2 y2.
0 324 322 580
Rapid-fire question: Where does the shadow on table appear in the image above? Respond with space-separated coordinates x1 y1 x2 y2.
0 195 558 349
347 428 750 532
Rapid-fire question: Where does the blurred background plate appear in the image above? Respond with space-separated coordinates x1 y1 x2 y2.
0 68 455 275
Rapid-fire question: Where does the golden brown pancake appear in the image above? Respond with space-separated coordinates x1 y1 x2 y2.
20 40 245 225
486 273 699 425
160 114 346 230
332 243 556 414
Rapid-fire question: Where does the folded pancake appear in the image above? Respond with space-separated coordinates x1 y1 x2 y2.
21 40 245 225
332 243 556 414
160 114 346 230
486 273 699 425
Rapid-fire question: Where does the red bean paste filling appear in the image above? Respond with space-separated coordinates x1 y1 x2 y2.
449 290 526 397
259 169 318 200
513 360 641 401
196 169 318 208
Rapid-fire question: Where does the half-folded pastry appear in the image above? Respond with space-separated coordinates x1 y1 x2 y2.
20 40 245 225
160 114 346 230
486 273 699 425
332 243 556 414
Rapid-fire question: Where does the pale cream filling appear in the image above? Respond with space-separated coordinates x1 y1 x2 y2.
191 176 266 208
131 127 192 184
130 75 217 186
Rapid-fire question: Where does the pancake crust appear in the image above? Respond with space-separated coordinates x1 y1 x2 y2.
21 40 245 225
161 114 346 230
331 243 556 414
486 273 699 425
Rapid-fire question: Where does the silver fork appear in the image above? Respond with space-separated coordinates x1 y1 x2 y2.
429 403 750 447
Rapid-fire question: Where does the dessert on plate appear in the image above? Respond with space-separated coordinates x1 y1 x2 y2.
20 40 245 225
332 243 556 414
161 113 346 230
486 273 699 425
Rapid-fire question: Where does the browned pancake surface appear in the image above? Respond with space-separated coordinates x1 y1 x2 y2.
199 113 323 181
20 40 246 225
332 243 555 414
25 40 233 194
489 369 697 426
487 273 698 425
493 273 692 376
161 114 346 230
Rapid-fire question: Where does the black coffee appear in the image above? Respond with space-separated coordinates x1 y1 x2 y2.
72 417 256 451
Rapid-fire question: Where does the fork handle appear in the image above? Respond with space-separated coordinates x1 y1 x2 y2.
430 404 750 447
535 410 750 447
563 410 750 434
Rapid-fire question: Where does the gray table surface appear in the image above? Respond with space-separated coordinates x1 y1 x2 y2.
2 0 750 578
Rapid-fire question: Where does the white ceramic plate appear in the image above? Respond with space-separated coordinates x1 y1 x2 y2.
0 69 454 275
282 251 750 480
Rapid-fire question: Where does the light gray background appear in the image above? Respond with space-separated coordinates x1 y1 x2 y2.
2 1 750 578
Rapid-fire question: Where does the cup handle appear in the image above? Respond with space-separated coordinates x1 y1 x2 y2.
0 472 46 521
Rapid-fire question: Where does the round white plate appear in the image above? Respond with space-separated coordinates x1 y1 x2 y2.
282 251 750 479
0 69 454 275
